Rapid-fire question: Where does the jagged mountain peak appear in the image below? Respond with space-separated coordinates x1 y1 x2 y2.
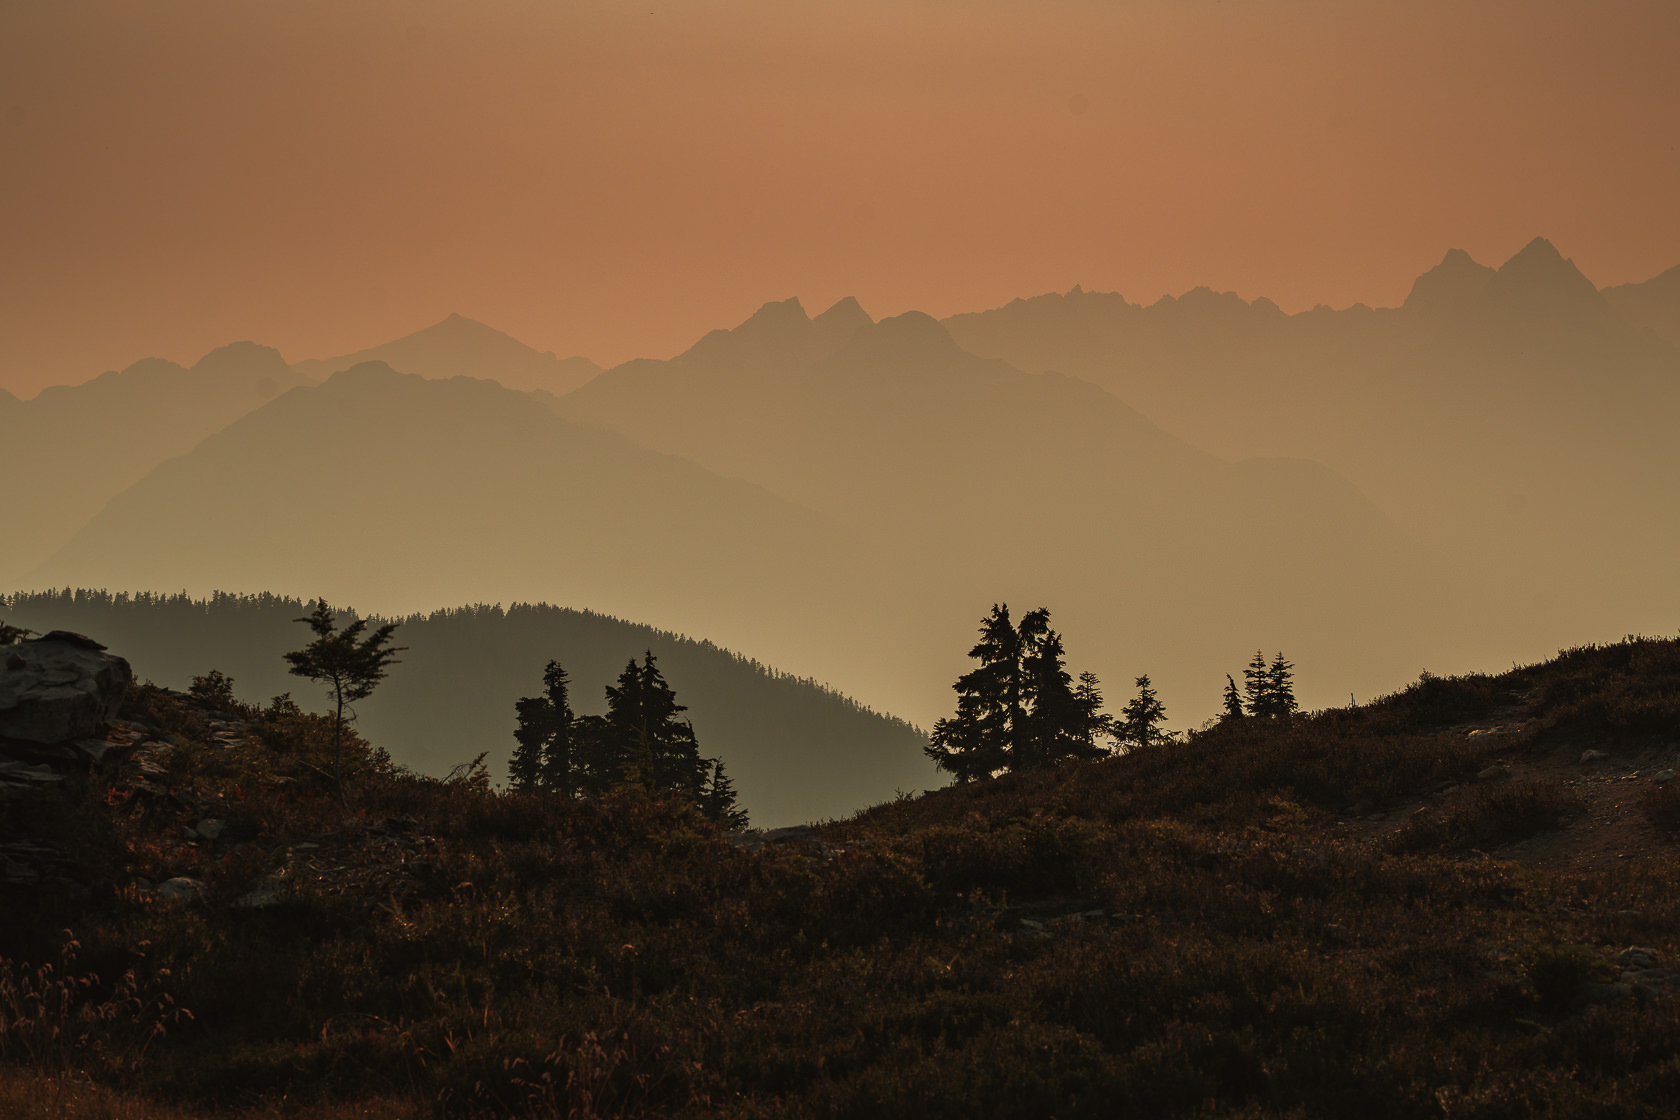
813 296 872 330
738 296 810 331
1490 237 1603 304
1403 248 1496 317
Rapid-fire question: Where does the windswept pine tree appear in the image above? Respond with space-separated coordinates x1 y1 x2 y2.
927 604 1110 780
1222 673 1245 721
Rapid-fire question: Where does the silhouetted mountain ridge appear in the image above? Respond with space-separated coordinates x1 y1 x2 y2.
290 313 601 395
1 590 930 826
0 341 310 581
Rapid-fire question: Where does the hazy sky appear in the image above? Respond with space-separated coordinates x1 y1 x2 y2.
3 0 1677 397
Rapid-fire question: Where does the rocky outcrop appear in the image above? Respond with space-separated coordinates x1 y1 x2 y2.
0 631 132 744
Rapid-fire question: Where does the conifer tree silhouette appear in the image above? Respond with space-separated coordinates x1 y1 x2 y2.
1118 674 1170 751
598 652 705 797
700 759 750 829
1242 650 1270 717
927 604 1109 780
1222 673 1245 721
510 660 576 794
1074 671 1118 754
284 600 404 800
1265 652 1300 717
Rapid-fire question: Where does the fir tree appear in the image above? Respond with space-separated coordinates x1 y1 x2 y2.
1222 674 1245 721
926 605 1023 781
599 652 707 798
699 759 749 829
1118 674 1170 751
510 660 577 794
1074 671 1118 754
927 604 1112 780
1020 623 1088 768
1242 649 1270 717
1264 652 1300 717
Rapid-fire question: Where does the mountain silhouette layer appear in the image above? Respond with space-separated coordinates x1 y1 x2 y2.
553 297 1481 728
290 313 602 395
0 342 310 581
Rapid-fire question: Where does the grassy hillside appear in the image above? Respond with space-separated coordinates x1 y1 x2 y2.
0 590 932 826
3 633 1680 1117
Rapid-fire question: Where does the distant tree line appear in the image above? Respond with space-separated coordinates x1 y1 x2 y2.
508 652 747 828
928 605 1300 782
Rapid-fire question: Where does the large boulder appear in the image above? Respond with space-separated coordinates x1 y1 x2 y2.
0 632 132 744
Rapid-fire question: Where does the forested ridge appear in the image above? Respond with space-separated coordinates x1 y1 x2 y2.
0 589 930 825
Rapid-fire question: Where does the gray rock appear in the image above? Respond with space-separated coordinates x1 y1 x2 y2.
1476 764 1509 782
1618 946 1661 970
0 759 64 783
195 819 226 840
1580 749 1609 763
1654 769 1676 782
0 635 132 744
156 877 204 903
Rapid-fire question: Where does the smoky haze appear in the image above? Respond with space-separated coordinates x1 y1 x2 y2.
5 1 1679 822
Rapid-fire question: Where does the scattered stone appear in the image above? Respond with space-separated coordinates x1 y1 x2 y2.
0 633 133 743
1580 750 1608 764
156 877 204 903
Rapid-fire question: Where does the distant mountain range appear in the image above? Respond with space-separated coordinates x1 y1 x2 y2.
8 239 1678 814
0 342 310 581
0 590 928 826
943 237 1680 637
290 312 601 395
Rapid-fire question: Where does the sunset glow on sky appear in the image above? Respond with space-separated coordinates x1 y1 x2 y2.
3 0 1677 396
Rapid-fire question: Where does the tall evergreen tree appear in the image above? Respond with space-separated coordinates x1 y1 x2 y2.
509 660 577 794
699 759 749 829
927 604 1109 779
1222 674 1245 721
599 652 707 798
1118 674 1170 751
1020 624 1087 768
1242 650 1270 717
1264 652 1300 717
927 604 1022 781
1073 671 1118 755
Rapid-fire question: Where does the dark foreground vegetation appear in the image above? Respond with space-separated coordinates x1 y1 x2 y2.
5 636 1680 1117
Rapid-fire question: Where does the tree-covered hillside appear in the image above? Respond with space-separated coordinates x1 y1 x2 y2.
1 590 931 825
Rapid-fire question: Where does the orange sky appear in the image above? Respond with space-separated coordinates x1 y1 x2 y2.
3 0 1677 397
